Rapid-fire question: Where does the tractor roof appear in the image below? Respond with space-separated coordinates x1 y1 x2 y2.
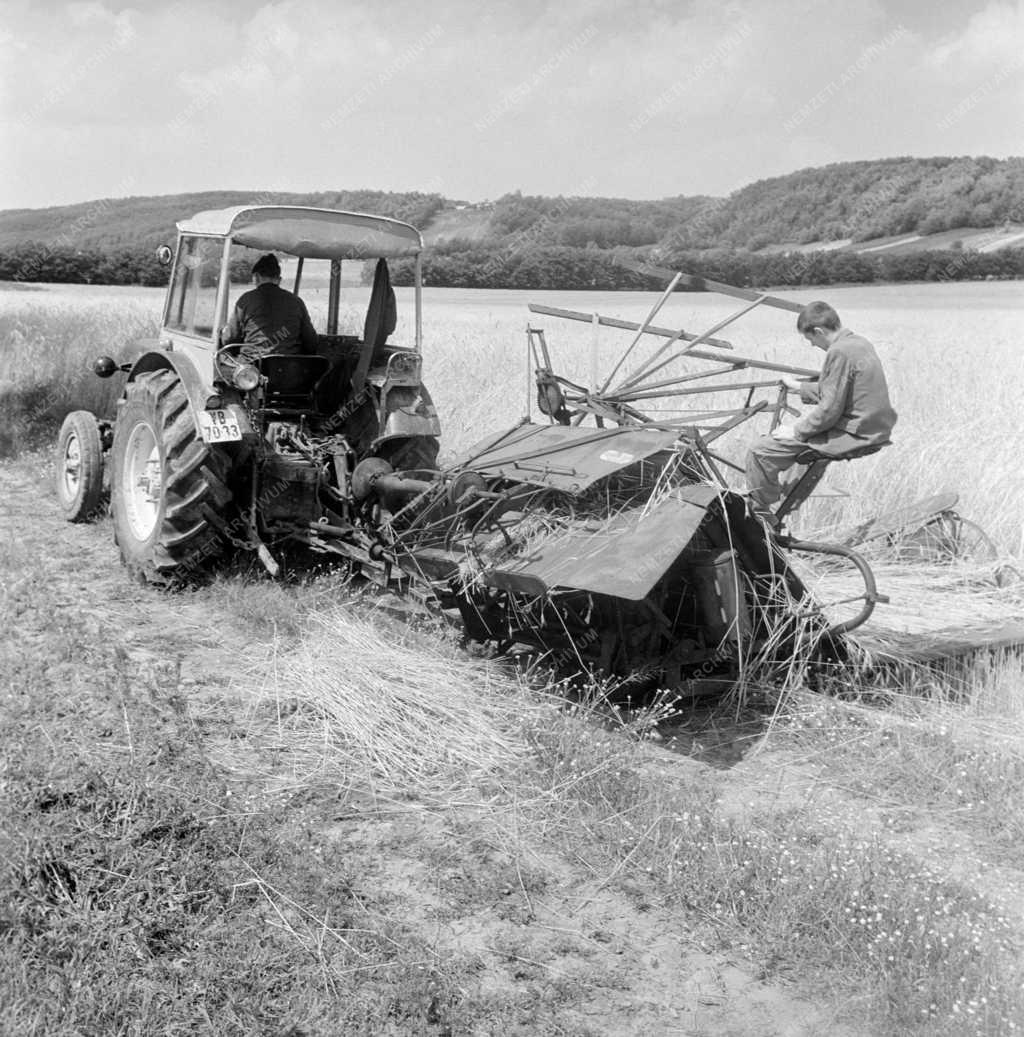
176 205 423 259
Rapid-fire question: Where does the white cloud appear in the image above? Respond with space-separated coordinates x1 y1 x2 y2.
924 1 1024 71
0 0 1021 209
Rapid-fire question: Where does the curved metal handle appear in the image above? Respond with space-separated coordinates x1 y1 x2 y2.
777 537 888 636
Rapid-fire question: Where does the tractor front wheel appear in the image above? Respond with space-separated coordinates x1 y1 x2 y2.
55 410 105 522
111 369 232 583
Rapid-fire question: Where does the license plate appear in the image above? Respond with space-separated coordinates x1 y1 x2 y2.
198 409 242 443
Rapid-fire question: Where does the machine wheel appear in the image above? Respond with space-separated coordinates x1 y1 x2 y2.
379 435 440 473
55 410 105 522
952 516 998 563
110 369 232 583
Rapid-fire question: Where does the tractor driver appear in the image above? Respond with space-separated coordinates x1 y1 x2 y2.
220 253 318 359
744 300 897 525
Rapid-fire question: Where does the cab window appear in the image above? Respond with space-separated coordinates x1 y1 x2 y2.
165 236 223 338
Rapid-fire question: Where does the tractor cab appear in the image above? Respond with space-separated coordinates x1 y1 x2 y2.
162 205 423 386
150 205 439 458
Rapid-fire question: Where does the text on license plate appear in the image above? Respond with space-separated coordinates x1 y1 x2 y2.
198 409 242 443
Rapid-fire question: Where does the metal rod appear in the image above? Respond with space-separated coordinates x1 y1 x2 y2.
778 538 885 635
327 259 340 336
616 379 782 402
590 311 599 392
528 303 735 351
610 328 686 394
525 327 532 423
770 384 787 432
704 450 745 473
528 304 816 376
614 257 805 313
615 294 767 393
702 401 767 444
414 254 423 351
609 362 741 398
293 256 304 295
614 345 742 393
213 237 233 343
599 272 681 393
307 522 355 539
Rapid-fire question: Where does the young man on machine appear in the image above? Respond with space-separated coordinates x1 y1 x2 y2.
744 300 897 527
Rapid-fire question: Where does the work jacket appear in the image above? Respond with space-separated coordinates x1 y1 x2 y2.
221 282 318 356
794 329 897 453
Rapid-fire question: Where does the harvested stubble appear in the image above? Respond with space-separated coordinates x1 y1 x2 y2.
246 610 536 800
794 556 1024 665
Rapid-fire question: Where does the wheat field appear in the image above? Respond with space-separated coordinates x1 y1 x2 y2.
4 278 1022 552
3 276 1024 1035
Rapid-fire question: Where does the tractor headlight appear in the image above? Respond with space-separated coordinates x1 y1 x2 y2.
232 363 260 391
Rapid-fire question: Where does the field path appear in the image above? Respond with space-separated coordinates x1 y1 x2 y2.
1 452 874 1037
1 453 249 683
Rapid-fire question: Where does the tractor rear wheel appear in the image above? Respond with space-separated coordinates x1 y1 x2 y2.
56 410 105 522
111 369 232 583
380 435 440 473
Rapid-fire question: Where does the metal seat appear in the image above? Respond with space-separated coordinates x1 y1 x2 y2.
775 442 887 522
257 354 330 413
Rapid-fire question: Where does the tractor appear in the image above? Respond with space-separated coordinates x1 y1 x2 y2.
56 204 914 692
55 205 441 581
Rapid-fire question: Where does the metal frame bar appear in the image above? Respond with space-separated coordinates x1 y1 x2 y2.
528 304 736 351
778 537 887 635
614 294 769 394
163 234 185 329
528 303 816 377
327 259 341 336
616 378 782 402
701 401 767 444
213 237 233 344
613 257 804 313
609 362 742 399
599 272 681 393
414 253 423 352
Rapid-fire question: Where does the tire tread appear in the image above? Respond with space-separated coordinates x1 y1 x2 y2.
112 368 234 582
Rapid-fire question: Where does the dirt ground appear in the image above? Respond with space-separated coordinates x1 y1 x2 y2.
3 453 986 1036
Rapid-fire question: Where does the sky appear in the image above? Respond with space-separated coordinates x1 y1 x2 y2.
1 0 1022 210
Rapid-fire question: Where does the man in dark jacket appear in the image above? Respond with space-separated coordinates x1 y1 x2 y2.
745 300 897 518
221 253 318 358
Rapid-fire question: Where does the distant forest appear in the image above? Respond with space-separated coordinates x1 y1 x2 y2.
389 246 1024 290
3 240 1020 292
0 190 446 252
701 155 1024 248
1 156 1022 289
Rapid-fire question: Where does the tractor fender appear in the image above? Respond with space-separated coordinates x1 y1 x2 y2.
375 382 442 445
124 350 253 437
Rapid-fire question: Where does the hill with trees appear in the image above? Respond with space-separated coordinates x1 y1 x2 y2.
1 156 1022 288
684 156 1024 249
0 190 446 252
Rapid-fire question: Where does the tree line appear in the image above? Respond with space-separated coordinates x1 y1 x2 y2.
0 243 169 286
477 158 1024 252
389 244 1024 291
0 189 446 253
2 158 1022 261
2 240 1022 292
685 156 1024 249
